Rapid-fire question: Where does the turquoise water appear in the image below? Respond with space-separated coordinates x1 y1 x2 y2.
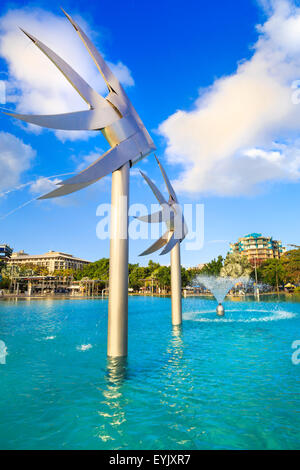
0 296 299 450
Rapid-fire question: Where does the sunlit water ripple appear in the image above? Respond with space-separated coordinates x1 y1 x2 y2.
0 296 299 449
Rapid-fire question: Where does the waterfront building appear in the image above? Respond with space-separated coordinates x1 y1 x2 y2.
8 250 90 273
230 233 286 267
0 244 13 262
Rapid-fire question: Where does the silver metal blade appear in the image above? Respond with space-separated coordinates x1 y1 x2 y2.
20 28 106 109
160 233 178 255
135 210 163 223
61 9 122 96
139 231 170 256
139 170 167 205
38 180 96 199
62 135 140 186
155 155 177 203
39 135 141 198
2 107 119 130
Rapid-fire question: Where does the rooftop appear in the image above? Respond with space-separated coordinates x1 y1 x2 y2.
10 250 90 263
244 233 263 239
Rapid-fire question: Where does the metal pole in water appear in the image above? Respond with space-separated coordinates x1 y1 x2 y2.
171 242 182 326
136 156 187 327
107 162 130 357
4 10 156 362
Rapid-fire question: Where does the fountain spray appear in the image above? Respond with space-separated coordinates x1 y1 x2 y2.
192 275 250 318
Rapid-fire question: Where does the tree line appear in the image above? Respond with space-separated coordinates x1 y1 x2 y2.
1 249 299 292
74 258 197 291
0 258 199 292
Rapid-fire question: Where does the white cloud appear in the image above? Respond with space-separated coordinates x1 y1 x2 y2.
75 150 103 172
130 167 148 177
27 151 111 204
159 0 300 196
0 131 35 191
0 8 134 142
29 177 61 195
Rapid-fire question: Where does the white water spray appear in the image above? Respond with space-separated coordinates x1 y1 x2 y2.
192 275 250 316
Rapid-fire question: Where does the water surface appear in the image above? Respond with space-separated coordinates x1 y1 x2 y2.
0 296 299 449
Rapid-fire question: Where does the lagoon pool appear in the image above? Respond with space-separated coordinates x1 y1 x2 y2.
0 296 299 450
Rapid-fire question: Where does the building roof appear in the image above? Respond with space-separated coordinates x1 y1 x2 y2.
10 250 90 263
244 233 262 238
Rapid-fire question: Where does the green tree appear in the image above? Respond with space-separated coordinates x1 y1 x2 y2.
76 258 110 281
181 267 193 287
53 268 75 278
147 260 160 274
1 264 20 279
155 266 171 290
282 249 300 284
16 263 49 276
129 265 146 291
200 255 224 276
0 277 10 289
257 258 287 291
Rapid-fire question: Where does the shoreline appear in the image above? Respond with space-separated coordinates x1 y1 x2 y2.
0 292 299 301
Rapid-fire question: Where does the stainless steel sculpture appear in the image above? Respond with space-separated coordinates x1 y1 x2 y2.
216 304 225 317
3 9 155 357
137 156 188 325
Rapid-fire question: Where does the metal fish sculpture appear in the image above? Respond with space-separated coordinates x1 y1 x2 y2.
3 8 155 199
3 9 156 357
138 155 188 256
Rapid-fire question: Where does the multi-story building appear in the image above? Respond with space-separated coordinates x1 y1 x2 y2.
230 233 286 267
8 250 90 273
0 244 13 263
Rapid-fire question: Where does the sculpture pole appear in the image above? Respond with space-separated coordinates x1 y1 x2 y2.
138 156 188 327
3 9 156 359
170 242 182 326
107 163 129 357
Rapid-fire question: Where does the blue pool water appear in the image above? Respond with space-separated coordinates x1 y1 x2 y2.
0 296 299 450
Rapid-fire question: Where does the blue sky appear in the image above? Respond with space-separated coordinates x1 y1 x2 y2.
0 0 299 266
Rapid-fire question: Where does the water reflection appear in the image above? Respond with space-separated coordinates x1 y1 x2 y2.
106 357 128 385
172 324 182 336
158 323 198 447
96 357 128 445
165 325 184 367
